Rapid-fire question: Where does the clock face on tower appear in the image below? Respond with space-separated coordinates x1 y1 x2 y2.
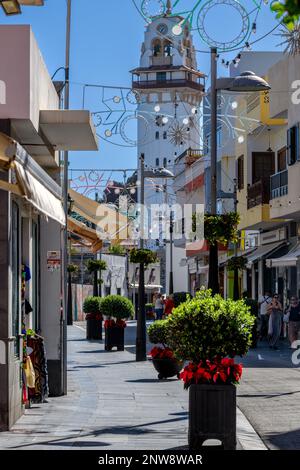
157 23 168 35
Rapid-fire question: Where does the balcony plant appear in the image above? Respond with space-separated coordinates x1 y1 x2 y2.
100 295 134 351
165 289 254 450
147 320 182 380
83 296 103 341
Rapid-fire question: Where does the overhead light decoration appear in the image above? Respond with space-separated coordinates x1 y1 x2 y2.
266 128 273 152
168 121 189 146
252 22 257 34
182 117 189 125
231 101 238 110
154 104 161 113
238 135 245 144
245 42 251 51
162 116 169 124
276 23 300 56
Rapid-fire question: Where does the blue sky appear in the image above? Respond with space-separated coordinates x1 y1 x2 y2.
2 0 284 174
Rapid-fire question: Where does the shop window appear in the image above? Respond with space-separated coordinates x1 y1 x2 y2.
237 155 244 190
117 288 121 295
11 202 20 357
277 146 287 172
287 125 299 165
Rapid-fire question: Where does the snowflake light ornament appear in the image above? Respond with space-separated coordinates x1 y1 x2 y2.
276 23 300 56
168 121 189 146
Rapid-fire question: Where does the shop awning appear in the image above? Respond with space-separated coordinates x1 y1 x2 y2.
0 133 65 226
266 243 300 268
246 241 287 267
68 217 102 253
39 110 99 151
69 188 129 242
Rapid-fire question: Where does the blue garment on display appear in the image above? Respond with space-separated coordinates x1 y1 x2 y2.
23 265 31 282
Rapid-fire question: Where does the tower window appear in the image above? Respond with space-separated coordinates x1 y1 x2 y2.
163 40 172 57
163 158 167 167
152 38 162 57
163 131 167 140
157 72 167 82
156 158 160 166
155 131 160 140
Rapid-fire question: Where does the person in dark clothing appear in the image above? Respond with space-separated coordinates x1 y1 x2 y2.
286 297 300 348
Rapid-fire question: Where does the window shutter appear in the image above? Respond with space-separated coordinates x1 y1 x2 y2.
287 128 292 165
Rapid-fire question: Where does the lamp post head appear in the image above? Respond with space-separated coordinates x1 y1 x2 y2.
229 71 271 92
144 168 174 179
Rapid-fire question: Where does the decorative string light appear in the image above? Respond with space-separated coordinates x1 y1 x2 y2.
252 22 257 34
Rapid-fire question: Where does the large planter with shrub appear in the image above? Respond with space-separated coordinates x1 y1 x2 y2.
100 295 134 352
148 320 182 380
166 290 254 450
83 296 102 340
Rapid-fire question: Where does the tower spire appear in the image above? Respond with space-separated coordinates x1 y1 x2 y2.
166 0 172 15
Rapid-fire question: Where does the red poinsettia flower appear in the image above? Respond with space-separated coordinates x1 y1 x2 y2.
180 357 243 388
149 346 175 360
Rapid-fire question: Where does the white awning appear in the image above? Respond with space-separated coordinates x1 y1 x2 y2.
15 161 65 226
266 244 300 268
39 110 99 151
246 241 287 268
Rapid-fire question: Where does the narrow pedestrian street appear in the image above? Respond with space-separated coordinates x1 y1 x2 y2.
0 323 266 451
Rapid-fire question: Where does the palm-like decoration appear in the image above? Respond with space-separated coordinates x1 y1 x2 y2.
276 23 300 55
168 121 189 146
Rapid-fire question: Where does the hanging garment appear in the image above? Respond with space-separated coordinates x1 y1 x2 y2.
24 356 36 389
27 335 49 403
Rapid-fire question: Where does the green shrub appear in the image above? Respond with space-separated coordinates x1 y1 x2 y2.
148 320 169 345
83 296 101 314
166 289 254 362
173 292 190 308
100 295 134 320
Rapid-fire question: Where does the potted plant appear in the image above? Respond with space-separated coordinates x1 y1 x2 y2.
83 296 103 340
148 320 182 380
166 289 254 450
100 295 134 351
145 303 155 320
87 259 107 297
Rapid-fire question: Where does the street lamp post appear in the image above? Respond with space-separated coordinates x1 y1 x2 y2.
208 49 271 296
169 211 174 295
136 155 174 362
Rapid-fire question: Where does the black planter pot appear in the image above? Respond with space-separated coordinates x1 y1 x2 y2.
188 384 236 450
105 326 125 351
152 357 183 380
86 318 102 340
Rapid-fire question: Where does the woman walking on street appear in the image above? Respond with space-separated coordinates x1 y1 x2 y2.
285 296 300 348
267 294 283 350
154 293 164 320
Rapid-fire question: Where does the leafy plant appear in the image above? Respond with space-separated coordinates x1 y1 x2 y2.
87 259 107 273
100 295 134 320
166 289 254 363
67 264 79 273
227 256 248 271
129 248 158 265
192 213 240 245
148 320 169 346
271 0 300 29
109 244 125 255
83 296 101 315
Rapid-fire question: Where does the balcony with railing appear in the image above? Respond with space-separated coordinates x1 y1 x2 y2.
247 178 270 209
270 169 288 199
132 77 204 92
150 56 173 66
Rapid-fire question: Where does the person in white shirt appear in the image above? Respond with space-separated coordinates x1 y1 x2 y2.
154 293 164 320
258 291 272 340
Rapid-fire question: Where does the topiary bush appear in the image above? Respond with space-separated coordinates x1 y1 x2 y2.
166 289 254 362
148 320 169 346
83 296 101 314
100 295 134 320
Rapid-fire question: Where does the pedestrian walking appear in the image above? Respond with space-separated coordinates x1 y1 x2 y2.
164 295 175 317
267 294 283 350
284 296 300 348
258 291 272 340
154 293 164 320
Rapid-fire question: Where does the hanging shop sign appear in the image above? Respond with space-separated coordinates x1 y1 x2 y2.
47 251 61 272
